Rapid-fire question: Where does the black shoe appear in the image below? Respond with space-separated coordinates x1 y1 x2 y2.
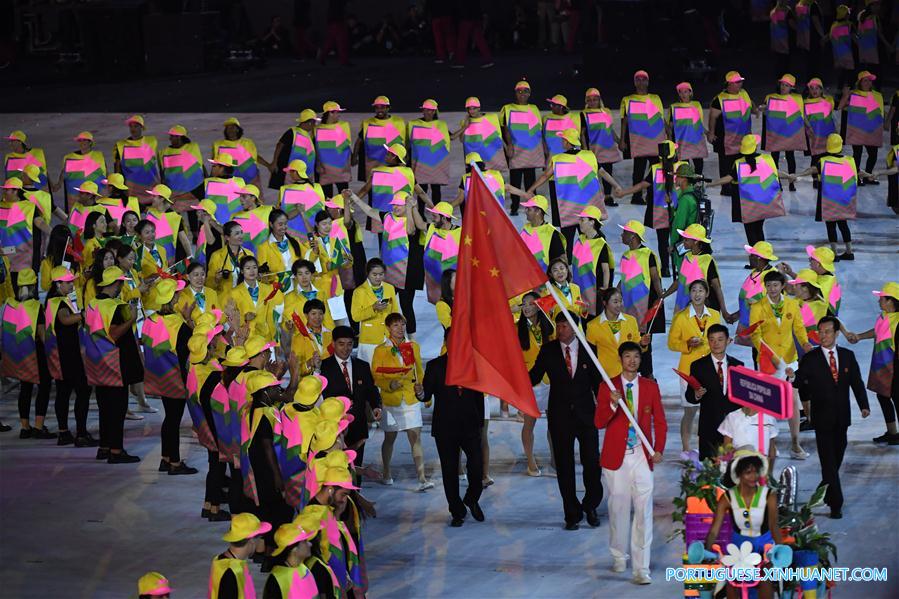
661 269 671 279
873 432 891 443
510 209 519 216
0 422 11 432
201 508 211 519
867 179 880 186
829 510 843 519
208 510 232 522
19 428 32 439
888 434 899 446
744 264 753 269
799 419 815 432
158 459 170 473
222 475 231 489
838 252 854 261
96 448 110 460
75 433 99 448
564 521 580 531
789 182 796 192
464 499 485 522
168 462 199 475
108 451 140 464
604 199 619 207
450 517 464 527
57 431 75 446
586 509 600 528
630 197 646 205
31 426 57 440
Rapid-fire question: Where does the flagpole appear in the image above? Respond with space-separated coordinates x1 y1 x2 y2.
543 282 655 454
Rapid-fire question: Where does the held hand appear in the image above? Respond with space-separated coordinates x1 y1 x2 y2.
801 342 814 353
311 351 322 370
725 312 739 325
845 332 859 344
861 409 870 418
640 334 651 347
618 139 627 152
652 452 663 464
245 312 256 322
389 380 402 391
612 187 625 199
687 337 703 349
695 387 707 399
413 383 423 395
706 131 717 144
372 408 382 420
785 367 795 379
609 390 622 408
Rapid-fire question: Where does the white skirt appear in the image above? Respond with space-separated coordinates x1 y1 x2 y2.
679 378 694 408
533 383 550 413
382 402 423 432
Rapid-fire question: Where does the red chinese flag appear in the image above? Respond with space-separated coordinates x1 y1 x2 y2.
672 368 703 391
446 168 548 418
757 341 780 375
291 312 311 338
398 342 415 366
807 329 820 345
534 294 557 315
641 300 662 327
737 320 764 338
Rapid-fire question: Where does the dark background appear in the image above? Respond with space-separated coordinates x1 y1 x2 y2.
0 0 895 112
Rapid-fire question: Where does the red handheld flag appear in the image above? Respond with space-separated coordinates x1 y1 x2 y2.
757 341 780 375
446 168 549 418
398 342 415 366
263 281 282 304
534 294 557 315
737 320 764 338
641 300 662 327
291 312 311 338
672 368 703 391
376 366 413 375
807 329 820 345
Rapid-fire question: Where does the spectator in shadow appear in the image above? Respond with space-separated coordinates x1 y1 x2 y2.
427 0 457 63
321 0 351 66
452 0 494 69
293 0 317 59
262 16 292 57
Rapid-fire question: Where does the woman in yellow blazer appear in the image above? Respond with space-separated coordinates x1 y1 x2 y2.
586 287 646 379
518 292 555 476
304 210 349 300
206 221 254 294
135 219 169 280
667 279 721 453
547 258 588 320
749 269 813 460
174 262 220 323
284 298 333 377
371 312 431 491
283 259 336 332
351 257 398 364
435 268 454 330
115 244 151 305
256 209 303 286
222 255 282 342
81 247 118 307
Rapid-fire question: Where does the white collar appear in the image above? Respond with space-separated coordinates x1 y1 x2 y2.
689 304 709 318
621 373 639 385
600 311 626 323
822 344 838 353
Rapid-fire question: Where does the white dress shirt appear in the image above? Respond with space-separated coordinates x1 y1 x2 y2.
712 355 728 394
340 357 354 392
822 344 839 372
561 338 579 374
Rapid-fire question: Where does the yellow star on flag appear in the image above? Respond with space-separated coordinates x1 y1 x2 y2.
471 257 481 267
489 267 500 277
464 235 472 246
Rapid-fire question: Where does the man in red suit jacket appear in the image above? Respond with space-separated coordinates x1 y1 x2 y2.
595 341 667 586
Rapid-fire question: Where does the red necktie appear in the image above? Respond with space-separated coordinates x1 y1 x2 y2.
717 360 724 387
829 350 838 383
342 361 352 391
565 345 573 377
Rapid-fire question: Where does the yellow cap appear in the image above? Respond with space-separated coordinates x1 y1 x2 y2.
126 115 145 127
659 140 678 160
310 419 341 453
246 370 281 396
835 5 850 19
313 450 358 491
2 177 23 190
23 164 41 182
372 95 391 106
465 96 481 108
806 245 835 272
191 198 218 217
578 205 604 223
244 335 275 358
284 159 308 178
789 268 821 288
271 521 319 557
546 94 568 108
6 130 26 143
556 128 581 147
521 194 549 213
105 173 128 191
385 143 406 164
241 184 260 198
221 347 249 368
137 571 171 596
618 219 646 242
322 100 345 113
825 133 843 155
148 278 183 309
740 134 759 155
294 375 326 406
426 201 455 220
725 71 745 83
325 194 344 210
75 180 99 195
778 73 796 87
585 87 601 98
50 266 76 282
223 117 241 127
514 80 530 91
745 241 778 262
222 512 272 543
188 332 209 364
16 268 37 286
74 131 94 142
98 266 130 288
857 70 876 82
167 124 188 137
209 153 236 168
464 152 483 165
148 184 173 201
297 108 318 123
677 223 712 244
873 282 899 301
319 396 351 422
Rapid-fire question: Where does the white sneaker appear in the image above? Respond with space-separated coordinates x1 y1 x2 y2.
483 476 495 487
790 447 809 460
125 411 143 421
417 480 435 492
632 572 652 585
138 404 159 413
459 474 468 486
381 477 394 486
612 558 626 573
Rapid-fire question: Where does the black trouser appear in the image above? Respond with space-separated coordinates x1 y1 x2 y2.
320 181 349 198
547 181 560 227
206 449 226 505
744 220 766 246
825 220 852 243
548 414 602 524
397 287 417 334
18 381 51 421
834 68 853 91
877 393 898 425
851 145 879 175
509 168 537 212
161 396 187 462
95 385 128 450
631 157 650 202
55 379 91 435
770 151 796 175
228 463 253 515
561 224 578 260
815 424 848 512
639 340 654 378
419 183 442 204
435 432 484 519
717 150 736 195
655 227 672 276
599 162 615 202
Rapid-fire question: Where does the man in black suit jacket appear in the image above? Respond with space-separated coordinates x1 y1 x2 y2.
685 324 743 460
320 326 382 469
794 316 870 519
529 313 603 530
418 334 485 527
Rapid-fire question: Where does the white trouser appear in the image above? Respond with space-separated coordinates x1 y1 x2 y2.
603 448 654 576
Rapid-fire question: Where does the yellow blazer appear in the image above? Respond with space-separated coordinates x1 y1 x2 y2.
138 243 168 280
206 246 254 294
82 237 104 273
283 285 336 332
222 281 283 341
372 340 424 407
303 236 347 297
174 285 220 323
435 300 452 330
120 268 144 304
668 306 722 372
549 282 587 320
291 328 333 376
520 317 553 383
749 296 807 363
39 258 54 292
257 235 303 279
586 313 641 379
351 281 398 346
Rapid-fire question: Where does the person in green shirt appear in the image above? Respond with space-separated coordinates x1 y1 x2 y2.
668 163 699 272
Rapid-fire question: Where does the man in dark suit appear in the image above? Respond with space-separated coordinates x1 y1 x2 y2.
320 326 381 469
794 316 870 519
418 330 485 527
685 324 743 460
529 313 603 530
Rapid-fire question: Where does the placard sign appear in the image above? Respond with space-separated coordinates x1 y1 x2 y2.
728 365 793 419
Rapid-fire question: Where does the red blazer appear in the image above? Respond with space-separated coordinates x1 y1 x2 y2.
594 375 667 471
